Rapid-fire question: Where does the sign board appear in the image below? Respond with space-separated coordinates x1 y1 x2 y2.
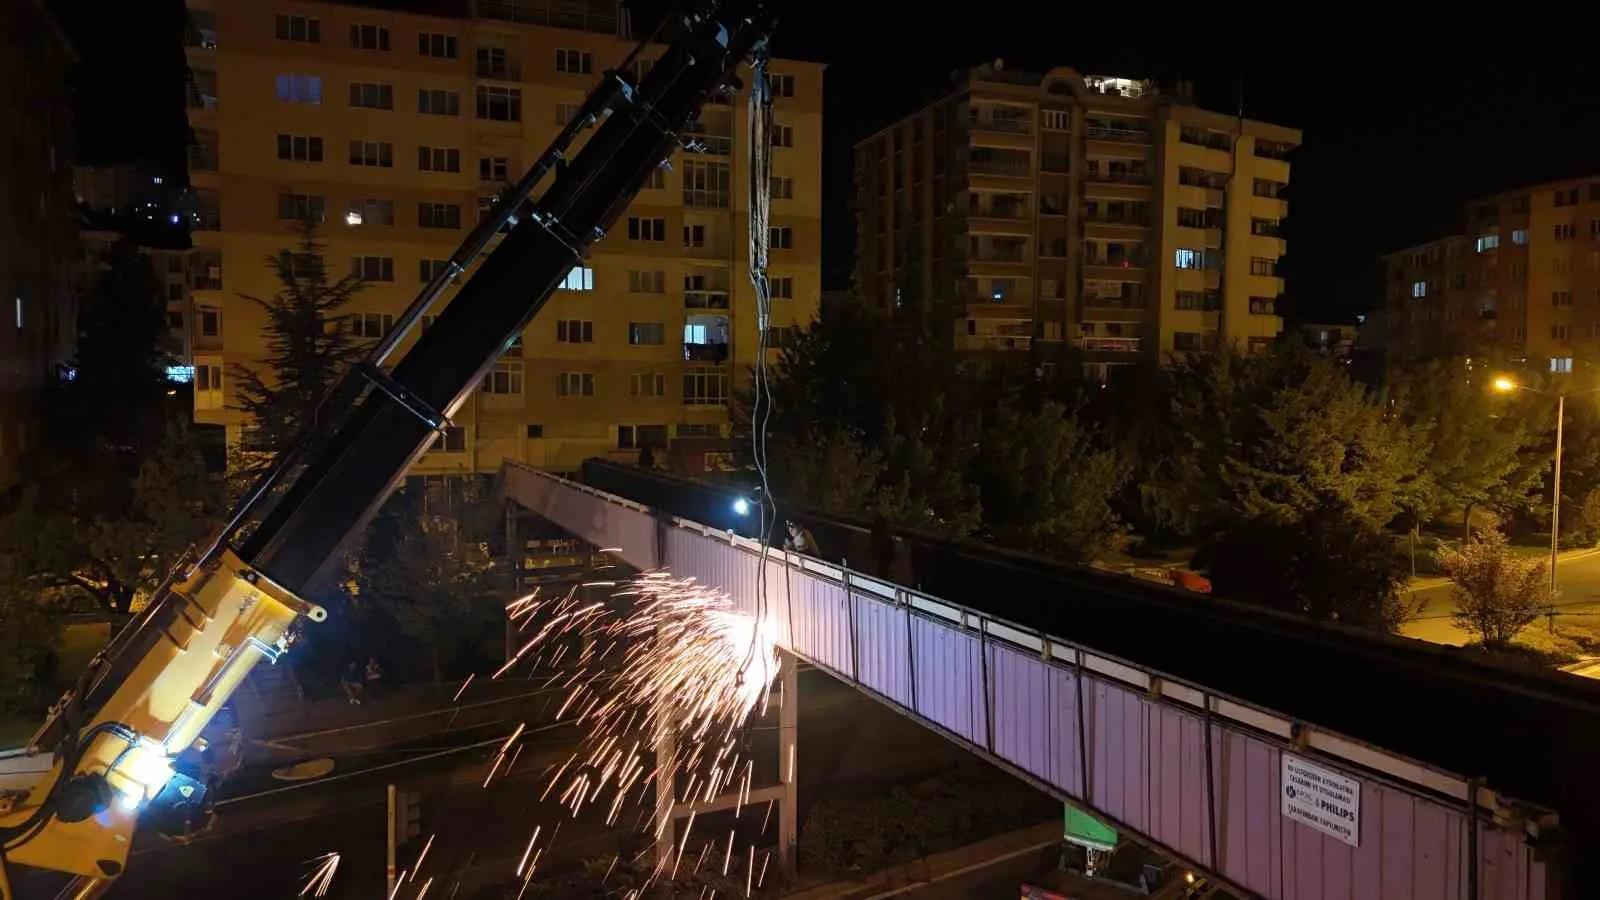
1064 803 1118 852
1281 753 1361 847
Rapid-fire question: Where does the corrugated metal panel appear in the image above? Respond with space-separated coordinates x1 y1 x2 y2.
505 468 1549 900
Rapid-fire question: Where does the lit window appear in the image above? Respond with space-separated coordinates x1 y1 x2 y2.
1552 358 1574 374
1174 248 1202 270
275 74 323 104
560 267 594 291
1512 228 1529 245
1475 233 1499 253
1412 281 1427 298
14 296 21 329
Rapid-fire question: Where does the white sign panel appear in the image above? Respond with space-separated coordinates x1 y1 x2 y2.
1281 753 1361 847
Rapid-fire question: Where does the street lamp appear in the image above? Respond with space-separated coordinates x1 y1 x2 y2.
1491 376 1600 616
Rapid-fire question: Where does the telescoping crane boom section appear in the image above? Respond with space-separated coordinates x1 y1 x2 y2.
0 4 776 896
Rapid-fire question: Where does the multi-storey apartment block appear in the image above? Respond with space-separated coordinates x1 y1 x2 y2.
183 0 822 476
855 63 1300 383
1384 180 1600 376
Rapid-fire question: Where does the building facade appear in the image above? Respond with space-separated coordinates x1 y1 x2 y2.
1384 179 1600 376
0 0 78 493
854 64 1300 383
183 0 822 475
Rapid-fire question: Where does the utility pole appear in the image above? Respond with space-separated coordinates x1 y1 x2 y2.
1551 393 1565 631
386 783 398 897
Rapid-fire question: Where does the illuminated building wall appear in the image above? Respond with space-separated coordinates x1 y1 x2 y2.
854 64 1300 384
1385 181 1600 377
183 0 822 475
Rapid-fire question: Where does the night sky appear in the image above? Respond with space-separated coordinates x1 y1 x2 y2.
50 3 1600 323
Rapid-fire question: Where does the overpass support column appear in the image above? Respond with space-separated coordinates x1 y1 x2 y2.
650 649 800 883
778 648 799 878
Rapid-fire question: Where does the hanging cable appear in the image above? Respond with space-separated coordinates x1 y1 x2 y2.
740 50 778 678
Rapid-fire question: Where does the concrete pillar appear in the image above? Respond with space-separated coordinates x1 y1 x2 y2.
649 649 801 882
777 648 799 877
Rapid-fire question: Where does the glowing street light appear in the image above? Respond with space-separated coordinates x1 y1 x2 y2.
1489 374 1600 621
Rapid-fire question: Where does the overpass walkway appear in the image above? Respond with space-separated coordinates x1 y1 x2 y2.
502 461 1563 900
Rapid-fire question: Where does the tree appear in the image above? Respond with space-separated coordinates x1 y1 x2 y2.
1136 344 1426 538
971 400 1126 563
0 427 224 614
745 296 981 534
357 489 507 682
0 241 223 615
1388 360 1544 535
1199 498 1416 632
230 221 366 473
766 427 892 519
1439 529 1548 647
0 548 67 714
56 238 174 454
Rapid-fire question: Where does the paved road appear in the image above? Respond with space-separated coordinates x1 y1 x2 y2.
88 667 977 899
1401 548 1600 646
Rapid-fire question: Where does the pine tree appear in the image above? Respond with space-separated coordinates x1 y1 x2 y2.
229 221 367 475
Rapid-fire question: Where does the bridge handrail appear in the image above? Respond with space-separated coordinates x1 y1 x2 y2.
512 463 1549 832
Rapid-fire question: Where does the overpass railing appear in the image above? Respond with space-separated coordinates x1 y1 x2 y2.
504 462 1552 900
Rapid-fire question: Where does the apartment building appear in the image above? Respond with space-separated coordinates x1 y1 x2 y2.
1383 180 1600 375
183 0 822 476
854 63 1299 383
0 0 78 493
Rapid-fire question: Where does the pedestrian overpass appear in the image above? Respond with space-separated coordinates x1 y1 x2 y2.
501 461 1569 899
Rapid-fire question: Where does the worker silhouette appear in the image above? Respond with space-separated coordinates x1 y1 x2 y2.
783 520 817 556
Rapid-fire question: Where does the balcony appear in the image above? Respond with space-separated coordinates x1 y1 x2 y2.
184 25 218 51
967 335 1032 351
1076 336 1142 353
186 85 218 112
683 189 730 210
1081 293 1146 311
683 132 733 156
1083 210 1150 228
969 152 1032 178
684 290 730 310
969 112 1032 135
970 200 1030 220
188 144 218 174
1087 170 1150 186
476 60 523 81
684 342 729 363
1084 253 1147 269
1085 125 1150 144
1180 127 1233 152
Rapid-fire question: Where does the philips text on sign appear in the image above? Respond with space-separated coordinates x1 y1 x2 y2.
1281 754 1360 847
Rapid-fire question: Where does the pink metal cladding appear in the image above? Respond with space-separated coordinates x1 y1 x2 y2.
503 465 1548 900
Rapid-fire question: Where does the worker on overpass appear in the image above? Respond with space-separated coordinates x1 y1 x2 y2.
784 520 818 556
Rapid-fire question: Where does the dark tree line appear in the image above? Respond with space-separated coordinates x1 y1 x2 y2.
748 295 1585 636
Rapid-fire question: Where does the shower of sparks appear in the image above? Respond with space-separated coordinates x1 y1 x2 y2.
297 851 340 897
501 572 782 894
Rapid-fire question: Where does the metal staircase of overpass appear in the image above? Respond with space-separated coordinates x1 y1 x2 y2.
502 460 1585 900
